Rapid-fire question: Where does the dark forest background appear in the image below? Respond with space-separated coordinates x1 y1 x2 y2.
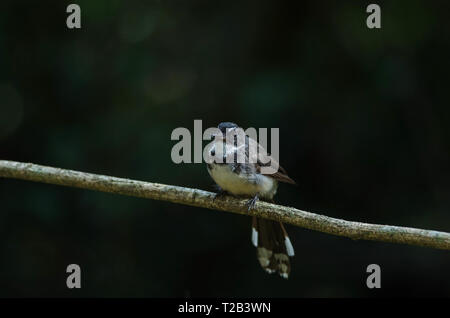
0 0 449 297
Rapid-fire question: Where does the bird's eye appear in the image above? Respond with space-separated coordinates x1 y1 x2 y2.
211 149 215 156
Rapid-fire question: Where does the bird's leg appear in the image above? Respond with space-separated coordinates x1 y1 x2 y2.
247 194 259 211
213 186 228 201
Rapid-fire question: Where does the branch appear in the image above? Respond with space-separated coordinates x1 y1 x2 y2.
1 160 449 250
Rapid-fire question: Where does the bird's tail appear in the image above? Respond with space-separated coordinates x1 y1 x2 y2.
251 216 295 279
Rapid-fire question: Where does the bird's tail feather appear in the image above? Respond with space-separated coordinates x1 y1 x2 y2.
252 216 294 279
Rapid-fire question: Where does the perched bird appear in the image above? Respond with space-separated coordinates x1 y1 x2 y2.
205 122 296 279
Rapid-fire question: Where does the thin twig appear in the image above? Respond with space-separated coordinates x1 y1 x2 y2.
0 160 449 250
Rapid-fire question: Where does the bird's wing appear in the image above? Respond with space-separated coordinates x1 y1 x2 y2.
245 136 296 185
264 165 296 185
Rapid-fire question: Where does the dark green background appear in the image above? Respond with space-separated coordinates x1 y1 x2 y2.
0 0 449 297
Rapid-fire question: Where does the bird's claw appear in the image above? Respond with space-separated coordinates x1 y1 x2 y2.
213 189 227 201
247 195 259 211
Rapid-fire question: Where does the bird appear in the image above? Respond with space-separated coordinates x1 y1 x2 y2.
205 122 296 279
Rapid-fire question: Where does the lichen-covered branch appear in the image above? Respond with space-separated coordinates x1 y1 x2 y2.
1 160 449 250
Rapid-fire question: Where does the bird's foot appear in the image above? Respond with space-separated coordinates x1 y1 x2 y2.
213 188 228 201
247 195 259 211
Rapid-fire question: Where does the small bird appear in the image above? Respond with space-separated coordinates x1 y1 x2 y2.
205 122 296 279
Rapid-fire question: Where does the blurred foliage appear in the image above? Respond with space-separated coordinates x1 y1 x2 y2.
0 0 449 297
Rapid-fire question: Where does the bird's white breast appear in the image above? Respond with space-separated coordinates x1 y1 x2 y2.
207 164 278 199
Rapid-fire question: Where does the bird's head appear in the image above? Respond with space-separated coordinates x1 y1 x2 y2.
218 122 239 135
